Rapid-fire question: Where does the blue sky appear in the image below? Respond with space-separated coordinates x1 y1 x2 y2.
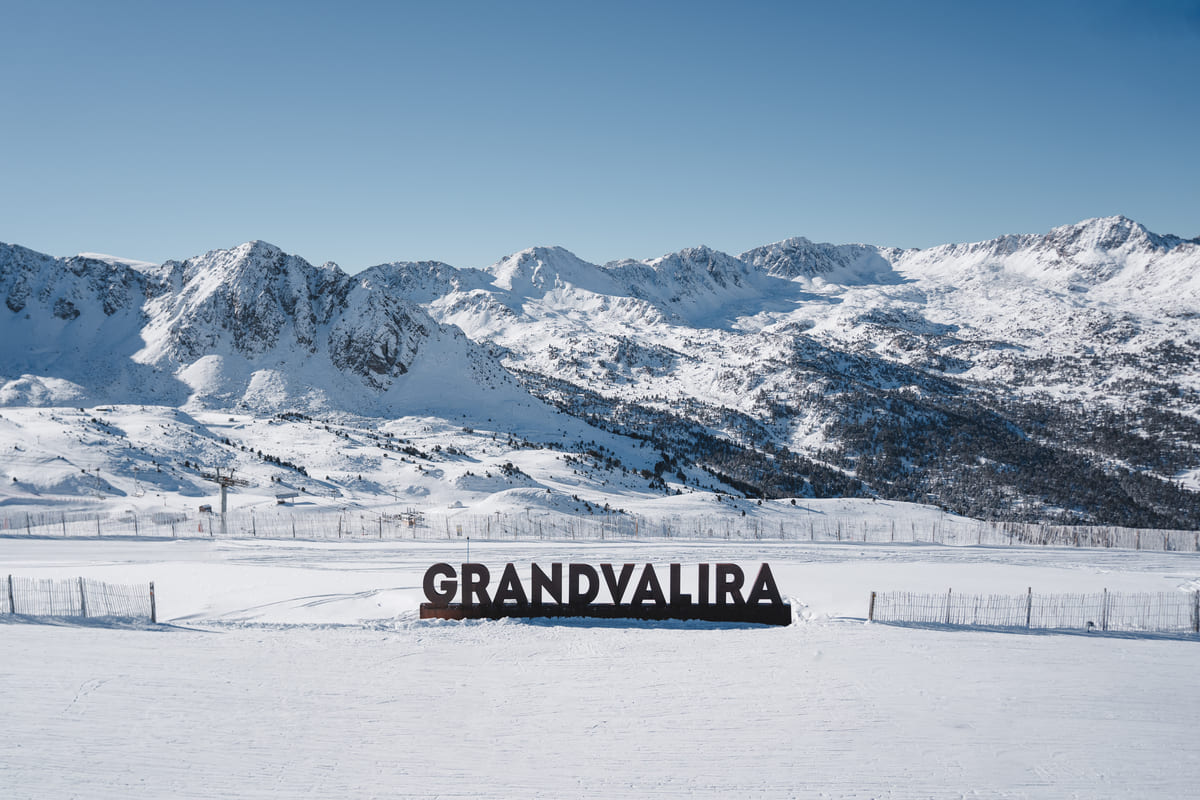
2 0 1197 272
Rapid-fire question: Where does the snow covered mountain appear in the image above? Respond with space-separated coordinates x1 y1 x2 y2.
395 216 1200 527
1 216 1198 528
0 239 543 419
0 243 162 406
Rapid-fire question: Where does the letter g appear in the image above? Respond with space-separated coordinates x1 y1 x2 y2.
423 563 457 606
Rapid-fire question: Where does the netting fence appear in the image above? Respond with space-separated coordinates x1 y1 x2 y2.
2 575 156 622
2 507 1199 553
869 588 1200 634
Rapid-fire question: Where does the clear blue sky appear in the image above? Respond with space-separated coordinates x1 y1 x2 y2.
2 0 1197 272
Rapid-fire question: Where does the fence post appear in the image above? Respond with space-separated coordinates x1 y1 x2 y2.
149 581 157 624
868 591 876 622
79 577 87 618
7 574 14 614
1026 587 1032 629
945 588 952 625
1193 590 1199 634
1101 588 1109 632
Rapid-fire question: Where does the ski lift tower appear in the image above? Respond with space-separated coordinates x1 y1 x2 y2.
200 467 249 536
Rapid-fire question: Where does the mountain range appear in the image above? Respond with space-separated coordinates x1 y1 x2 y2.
2 216 1198 528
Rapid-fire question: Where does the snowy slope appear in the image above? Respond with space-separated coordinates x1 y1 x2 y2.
0 243 172 406
3 535 1199 798
1 218 1198 526
401 217 1200 527
0 239 560 421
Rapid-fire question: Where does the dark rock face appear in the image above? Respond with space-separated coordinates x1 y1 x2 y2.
52 298 79 320
328 289 429 388
157 241 352 360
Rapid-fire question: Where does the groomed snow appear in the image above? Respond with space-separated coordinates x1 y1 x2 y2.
2 535 1197 798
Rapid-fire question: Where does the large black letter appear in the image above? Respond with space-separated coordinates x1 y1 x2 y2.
461 563 491 605
601 563 636 604
669 563 692 606
630 564 667 606
531 563 562 605
492 563 529 606
569 564 600 605
715 563 745 605
423 563 457 607
746 563 783 606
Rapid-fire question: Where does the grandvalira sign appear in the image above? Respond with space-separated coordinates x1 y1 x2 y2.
420 562 791 626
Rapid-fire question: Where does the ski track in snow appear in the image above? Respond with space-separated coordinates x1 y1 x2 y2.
2 537 1198 798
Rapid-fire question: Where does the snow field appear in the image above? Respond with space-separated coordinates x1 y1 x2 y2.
2 537 1199 798
8 612 1198 799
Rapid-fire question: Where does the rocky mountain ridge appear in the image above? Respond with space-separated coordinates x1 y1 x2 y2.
2 216 1198 527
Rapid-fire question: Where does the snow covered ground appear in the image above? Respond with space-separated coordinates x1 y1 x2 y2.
3 535 1198 798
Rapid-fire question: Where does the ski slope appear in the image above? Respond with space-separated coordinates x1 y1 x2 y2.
2 535 1197 798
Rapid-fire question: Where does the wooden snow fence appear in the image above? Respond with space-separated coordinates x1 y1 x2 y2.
868 588 1200 635
2 576 156 623
4 508 1200 554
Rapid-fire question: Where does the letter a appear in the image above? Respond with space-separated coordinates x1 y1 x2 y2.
630 564 667 606
746 564 783 606
493 563 529 606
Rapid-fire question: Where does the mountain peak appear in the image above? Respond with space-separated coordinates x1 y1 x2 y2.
146 241 352 364
487 246 616 295
1054 214 1145 239
238 239 284 258
740 236 900 285
174 240 345 287
646 245 739 268
494 245 588 271
1038 215 1171 259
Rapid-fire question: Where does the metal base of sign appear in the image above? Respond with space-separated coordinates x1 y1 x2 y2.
420 601 792 626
